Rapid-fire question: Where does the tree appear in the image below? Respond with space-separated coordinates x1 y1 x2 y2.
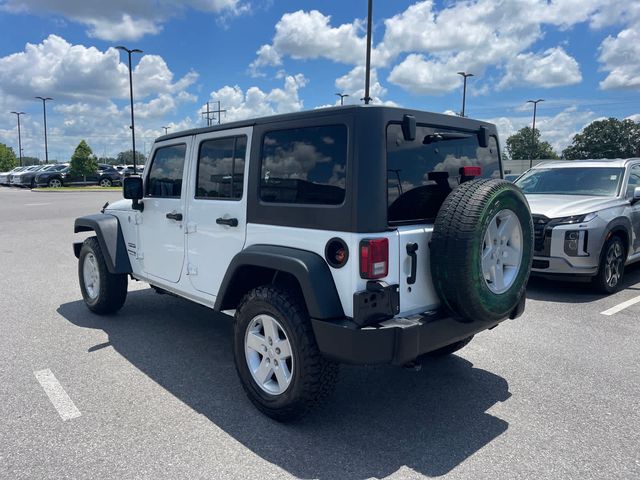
562 118 640 160
0 143 18 172
70 140 98 182
98 156 118 166
21 156 41 166
506 127 558 160
116 150 146 165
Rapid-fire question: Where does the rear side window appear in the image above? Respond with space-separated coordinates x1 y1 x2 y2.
146 144 186 198
260 125 347 205
196 136 247 200
387 124 500 224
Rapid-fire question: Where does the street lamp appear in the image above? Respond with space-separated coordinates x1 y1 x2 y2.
162 126 170 135
35 97 53 164
527 99 544 169
10 111 26 166
335 93 349 106
457 72 474 117
116 45 143 174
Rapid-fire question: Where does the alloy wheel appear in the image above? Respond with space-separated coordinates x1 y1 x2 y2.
482 209 524 294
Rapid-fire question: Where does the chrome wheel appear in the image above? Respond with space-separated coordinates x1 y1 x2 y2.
82 253 100 300
49 178 62 188
99 178 112 187
245 314 293 395
482 209 523 294
604 241 623 288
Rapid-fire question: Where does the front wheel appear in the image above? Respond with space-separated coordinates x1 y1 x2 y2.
593 236 626 294
78 237 128 314
233 286 338 421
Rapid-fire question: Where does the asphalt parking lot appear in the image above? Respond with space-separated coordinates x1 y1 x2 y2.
1 186 639 480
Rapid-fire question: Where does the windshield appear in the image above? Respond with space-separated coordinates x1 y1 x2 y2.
516 167 624 196
386 123 501 224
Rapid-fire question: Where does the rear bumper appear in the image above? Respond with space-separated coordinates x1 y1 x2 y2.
312 306 518 365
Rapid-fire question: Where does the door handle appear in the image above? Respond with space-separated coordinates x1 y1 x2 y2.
166 212 183 221
406 242 418 285
216 217 238 227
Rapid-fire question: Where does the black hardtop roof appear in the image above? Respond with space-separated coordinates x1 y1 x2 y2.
157 105 496 143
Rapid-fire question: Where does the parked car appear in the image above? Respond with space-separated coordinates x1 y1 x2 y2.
14 164 66 188
120 165 144 177
73 106 533 420
34 164 122 187
516 159 640 293
11 165 47 188
0 166 27 185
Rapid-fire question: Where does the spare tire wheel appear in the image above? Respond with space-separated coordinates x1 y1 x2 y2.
430 179 533 323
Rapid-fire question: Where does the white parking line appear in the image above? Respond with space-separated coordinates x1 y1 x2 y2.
24 203 51 206
34 369 81 421
600 294 640 316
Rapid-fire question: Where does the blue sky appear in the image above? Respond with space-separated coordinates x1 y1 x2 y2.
0 0 639 161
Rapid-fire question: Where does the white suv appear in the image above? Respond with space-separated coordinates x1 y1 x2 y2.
74 106 533 420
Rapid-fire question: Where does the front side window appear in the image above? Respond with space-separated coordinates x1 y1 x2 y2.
196 136 247 200
260 125 347 205
516 167 624 196
626 164 640 198
386 124 500 223
146 144 186 198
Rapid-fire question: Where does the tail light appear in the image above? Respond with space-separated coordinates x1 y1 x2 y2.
360 238 388 279
460 166 482 177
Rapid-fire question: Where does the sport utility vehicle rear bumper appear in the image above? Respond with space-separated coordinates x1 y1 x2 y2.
311 298 525 365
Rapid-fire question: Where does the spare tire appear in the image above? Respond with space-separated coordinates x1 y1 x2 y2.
430 179 533 323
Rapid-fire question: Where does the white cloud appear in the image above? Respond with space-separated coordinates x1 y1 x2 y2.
205 74 308 122
598 27 640 90
0 0 248 41
335 66 390 104
499 47 582 89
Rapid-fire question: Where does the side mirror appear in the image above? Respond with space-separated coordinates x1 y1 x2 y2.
478 126 490 148
401 114 416 141
633 186 640 204
123 176 144 211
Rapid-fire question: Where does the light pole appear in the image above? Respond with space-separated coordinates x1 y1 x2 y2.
10 111 26 166
457 72 474 117
335 93 349 106
116 45 143 174
162 126 170 135
35 97 53 163
527 99 544 169
363 0 373 105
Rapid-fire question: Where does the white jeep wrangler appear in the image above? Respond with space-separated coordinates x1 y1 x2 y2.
74 106 533 421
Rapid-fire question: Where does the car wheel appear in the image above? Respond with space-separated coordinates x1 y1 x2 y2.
593 235 626 294
233 286 338 421
48 178 63 188
430 179 534 323
99 178 112 187
423 336 474 358
78 237 128 314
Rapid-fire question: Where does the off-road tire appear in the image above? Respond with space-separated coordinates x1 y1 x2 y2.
233 286 338 422
430 179 533 323
78 237 128 314
424 336 474 358
593 235 626 294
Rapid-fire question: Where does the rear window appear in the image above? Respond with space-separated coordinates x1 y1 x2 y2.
260 125 347 205
387 123 500 224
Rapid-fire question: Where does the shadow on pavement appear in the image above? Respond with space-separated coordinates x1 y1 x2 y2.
526 262 640 303
58 291 511 479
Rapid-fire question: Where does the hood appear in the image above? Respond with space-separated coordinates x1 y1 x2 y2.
525 194 622 218
105 199 132 211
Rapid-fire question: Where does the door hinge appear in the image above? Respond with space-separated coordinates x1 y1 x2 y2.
186 222 197 234
187 263 198 276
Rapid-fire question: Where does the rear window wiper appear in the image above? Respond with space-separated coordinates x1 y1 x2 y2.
423 132 472 144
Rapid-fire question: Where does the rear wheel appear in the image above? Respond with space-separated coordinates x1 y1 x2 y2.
99 178 112 187
233 286 338 421
430 179 533 323
48 178 62 188
78 237 127 314
593 235 625 294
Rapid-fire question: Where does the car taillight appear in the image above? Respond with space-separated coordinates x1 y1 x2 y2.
360 238 388 279
460 166 482 177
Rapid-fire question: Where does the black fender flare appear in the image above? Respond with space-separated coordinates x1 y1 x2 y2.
74 214 132 274
215 244 344 319
604 217 632 253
